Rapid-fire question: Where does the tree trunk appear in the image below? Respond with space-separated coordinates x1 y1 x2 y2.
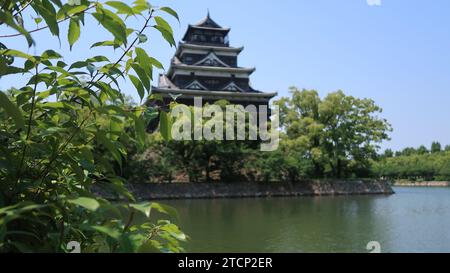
205 162 211 182
337 158 342 178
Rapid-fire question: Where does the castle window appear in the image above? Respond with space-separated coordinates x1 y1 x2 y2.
223 82 244 92
185 80 207 90
194 52 229 67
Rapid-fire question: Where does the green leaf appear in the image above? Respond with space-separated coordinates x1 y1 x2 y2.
96 131 123 166
45 66 72 77
159 111 172 141
137 33 147 44
34 17 43 25
134 47 153 78
0 58 8 74
68 18 80 50
130 202 177 220
153 25 175 47
0 202 45 227
105 1 134 16
129 75 145 101
49 0 63 8
0 63 25 77
68 197 100 211
151 203 178 220
131 63 150 91
143 107 159 128
130 202 152 217
69 61 87 70
99 178 135 202
31 0 59 37
159 7 179 22
57 61 67 68
137 240 161 253
89 225 121 240
41 49 62 59
90 40 119 49
87 63 97 76
57 4 87 20
86 55 110 63
160 223 187 241
132 4 149 14
41 102 65 109
149 57 164 70
0 202 44 215
0 91 25 130
154 16 173 34
0 49 36 62
135 117 146 148
92 10 127 46
0 10 34 47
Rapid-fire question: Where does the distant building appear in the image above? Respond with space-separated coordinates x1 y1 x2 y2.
151 12 277 109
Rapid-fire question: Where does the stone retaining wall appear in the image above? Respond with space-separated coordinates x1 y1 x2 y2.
119 180 394 200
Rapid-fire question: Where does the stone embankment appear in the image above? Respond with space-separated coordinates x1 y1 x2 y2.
117 180 395 200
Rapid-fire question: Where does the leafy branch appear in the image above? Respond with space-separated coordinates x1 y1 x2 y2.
0 0 184 253
12 0 35 17
15 65 39 190
36 9 156 186
0 4 96 38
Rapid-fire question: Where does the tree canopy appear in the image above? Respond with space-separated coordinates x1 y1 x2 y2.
126 88 393 183
275 87 392 178
373 142 450 181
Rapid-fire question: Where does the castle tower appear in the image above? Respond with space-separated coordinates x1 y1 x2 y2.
151 12 277 108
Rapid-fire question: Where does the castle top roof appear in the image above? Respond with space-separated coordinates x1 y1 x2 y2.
182 12 231 43
193 11 223 28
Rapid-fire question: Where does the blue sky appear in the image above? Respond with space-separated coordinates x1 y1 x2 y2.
1 0 450 151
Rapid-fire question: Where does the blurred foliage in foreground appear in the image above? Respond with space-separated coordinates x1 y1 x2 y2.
0 0 186 252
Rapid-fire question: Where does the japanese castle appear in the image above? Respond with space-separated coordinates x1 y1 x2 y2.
151 12 277 108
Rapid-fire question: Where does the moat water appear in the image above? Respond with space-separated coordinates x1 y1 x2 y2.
164 187 450 253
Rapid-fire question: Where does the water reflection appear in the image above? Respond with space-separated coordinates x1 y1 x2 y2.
164 187 450 253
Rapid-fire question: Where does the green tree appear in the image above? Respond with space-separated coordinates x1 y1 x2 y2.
397 147 416 157
372 146 450 181
132 100 260 183
383 149 394 158
276 87 391 178
0 1 186 252
417 145 429 155
274 88 325 177
431 141 442 153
